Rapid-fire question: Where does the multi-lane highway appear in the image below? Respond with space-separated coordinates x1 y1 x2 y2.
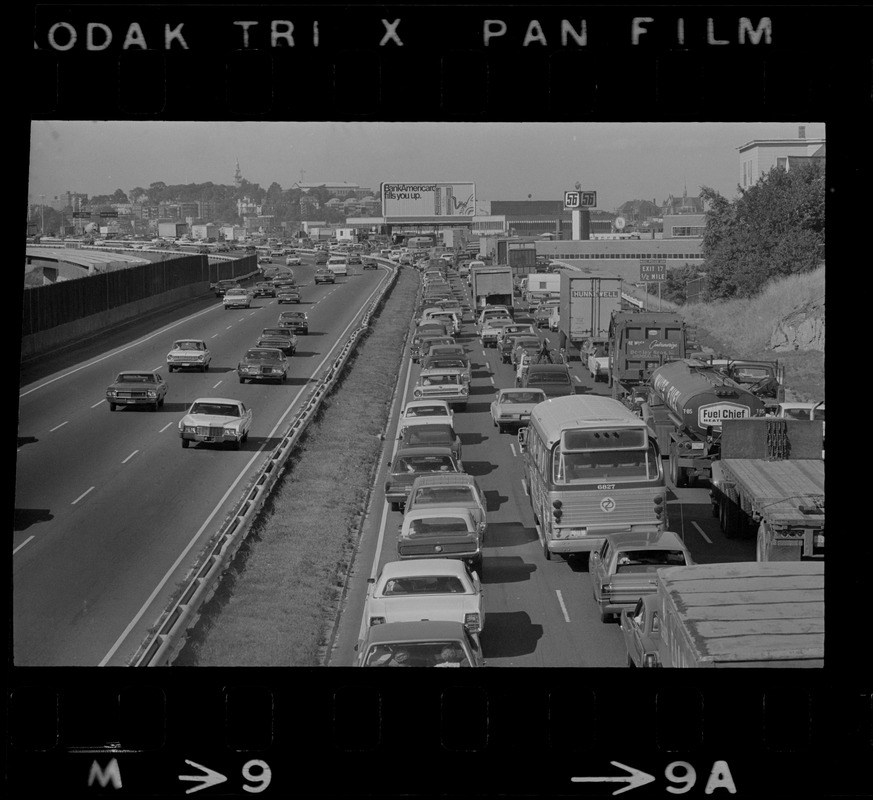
331 263 756 667
14 253 393 666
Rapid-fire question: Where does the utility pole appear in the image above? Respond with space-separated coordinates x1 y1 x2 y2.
39 194 45 234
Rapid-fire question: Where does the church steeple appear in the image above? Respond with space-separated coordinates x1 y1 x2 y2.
233 158 243 188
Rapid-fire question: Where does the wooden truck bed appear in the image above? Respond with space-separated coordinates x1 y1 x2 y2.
661 562 824 665
720 458 824 527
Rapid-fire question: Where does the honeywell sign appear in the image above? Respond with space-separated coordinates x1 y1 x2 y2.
382 182 476 217
698 402 753 428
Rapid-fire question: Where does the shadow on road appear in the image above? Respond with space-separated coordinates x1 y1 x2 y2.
485 522 538 548
14 508 54 531
480 555 536 584
480 611 543 658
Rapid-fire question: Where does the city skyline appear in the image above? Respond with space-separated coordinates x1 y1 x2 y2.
28 121 824 213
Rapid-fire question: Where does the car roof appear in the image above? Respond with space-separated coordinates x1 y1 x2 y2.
190 397 243 406
116 370 157 377
411 473 479 490
498 387 546 396
403 400 452 413
605 530 688 550
526 363 569 372
378 558 469 580
172 339 206 346
394 446 456 457
362 619 467 644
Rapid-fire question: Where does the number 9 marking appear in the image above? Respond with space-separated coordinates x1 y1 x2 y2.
242 760 271 793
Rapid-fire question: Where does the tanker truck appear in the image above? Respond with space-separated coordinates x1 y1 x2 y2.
642 359 765 487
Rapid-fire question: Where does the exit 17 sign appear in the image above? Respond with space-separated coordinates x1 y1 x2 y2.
640 260 667 281
564 190 597 209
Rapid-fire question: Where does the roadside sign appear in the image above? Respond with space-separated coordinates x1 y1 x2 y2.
640 259 667 282
564 190 597 209
72 212 91 218
99 211 119 218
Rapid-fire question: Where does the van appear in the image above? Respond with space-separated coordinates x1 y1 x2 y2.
327 256 349 276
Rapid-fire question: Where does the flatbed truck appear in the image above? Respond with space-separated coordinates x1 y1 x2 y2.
620 561 824 668
710 417 824 562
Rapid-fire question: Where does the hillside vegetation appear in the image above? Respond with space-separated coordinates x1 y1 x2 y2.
682 265 825 403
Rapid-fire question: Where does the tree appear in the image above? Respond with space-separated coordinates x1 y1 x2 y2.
700 160 825 300
111 188 128 203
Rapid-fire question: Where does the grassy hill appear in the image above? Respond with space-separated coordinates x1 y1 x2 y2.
681 266 825 403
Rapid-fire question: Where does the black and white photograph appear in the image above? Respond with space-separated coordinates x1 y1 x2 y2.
21 120 826 669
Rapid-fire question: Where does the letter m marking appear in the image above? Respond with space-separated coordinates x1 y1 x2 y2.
88 758 123 789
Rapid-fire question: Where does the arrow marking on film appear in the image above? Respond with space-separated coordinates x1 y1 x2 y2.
571 761 656 795
179 760 228 794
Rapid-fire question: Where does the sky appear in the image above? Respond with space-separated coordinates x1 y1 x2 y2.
27 121 825 212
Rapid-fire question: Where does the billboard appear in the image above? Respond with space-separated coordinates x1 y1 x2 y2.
382 182 476 218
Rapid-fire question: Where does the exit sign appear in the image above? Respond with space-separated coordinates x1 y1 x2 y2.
640 259 667 281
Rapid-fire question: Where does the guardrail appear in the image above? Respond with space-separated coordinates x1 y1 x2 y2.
131 261 399 666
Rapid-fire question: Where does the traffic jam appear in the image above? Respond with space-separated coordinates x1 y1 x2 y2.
356 251 824 668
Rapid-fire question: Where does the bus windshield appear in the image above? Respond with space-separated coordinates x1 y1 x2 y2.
553 441 660 482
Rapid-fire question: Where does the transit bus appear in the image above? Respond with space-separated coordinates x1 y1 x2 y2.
521 395 668 560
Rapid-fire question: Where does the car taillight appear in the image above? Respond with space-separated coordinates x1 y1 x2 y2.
464 613 481 634
369 616 386 626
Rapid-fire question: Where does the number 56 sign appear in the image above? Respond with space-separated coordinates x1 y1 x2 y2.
564 190 597 209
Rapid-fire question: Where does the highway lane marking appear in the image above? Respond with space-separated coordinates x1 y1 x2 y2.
50 421 69 432
210 334 219 339
226 325 233 330
100 271 392 667
484 361 491 371
510 443 517 457
121 450 139 464
212 380 223 389
72 486 95 505
13 536 36 555
12 536 36 555
555 590 571 622
574 375 582 383
91 399 106 409
691 521 713 544
159 422 175 433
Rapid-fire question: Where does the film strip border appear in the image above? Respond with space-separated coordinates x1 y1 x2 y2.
6 675 872 796
28 5 868 119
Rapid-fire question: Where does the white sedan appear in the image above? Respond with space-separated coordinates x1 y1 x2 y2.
490 387 547 433
178 397 252 450
166 338 211 372
361 559 484 643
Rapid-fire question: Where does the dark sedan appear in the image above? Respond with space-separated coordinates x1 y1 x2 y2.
237 348 289 384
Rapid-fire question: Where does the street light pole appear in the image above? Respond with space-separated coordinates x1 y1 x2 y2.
39 194 45 235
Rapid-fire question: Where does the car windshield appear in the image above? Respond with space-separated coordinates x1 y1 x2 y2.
282 313 305 320
262 329 289 337
395 456 456 473
245 350 278 361
527 372 571 384
502 391 545 404
614 549 688 573
420 375 459 386
405 406 448 418
116 373 155 383
190 402 240 417
174 341 203 350
404 426 453 445
380 576 467 595
364 642 470 667
407 517 471 537
427 359 465 370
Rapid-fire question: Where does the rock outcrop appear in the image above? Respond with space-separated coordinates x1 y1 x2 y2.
769 296 825 352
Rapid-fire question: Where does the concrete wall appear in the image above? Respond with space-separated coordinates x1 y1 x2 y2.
20 281 210 361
